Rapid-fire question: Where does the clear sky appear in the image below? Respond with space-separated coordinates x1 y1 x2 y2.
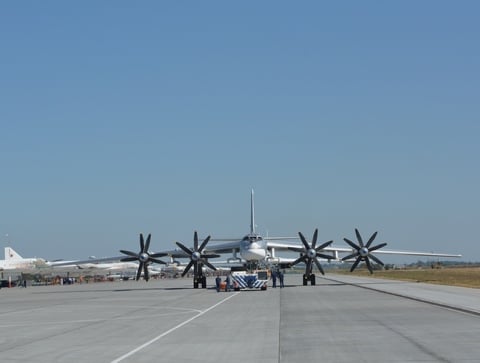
1 2 479 263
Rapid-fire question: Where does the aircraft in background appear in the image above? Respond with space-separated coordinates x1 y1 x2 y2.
0 247 50 272
0 247 160 280
0 247 84 282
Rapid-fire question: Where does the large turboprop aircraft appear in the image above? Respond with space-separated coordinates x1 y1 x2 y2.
152 190 461 287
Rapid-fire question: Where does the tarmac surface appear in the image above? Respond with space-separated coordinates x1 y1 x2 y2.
1 273 479 363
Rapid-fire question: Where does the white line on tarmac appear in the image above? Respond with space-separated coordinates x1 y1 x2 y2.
110 292 240 363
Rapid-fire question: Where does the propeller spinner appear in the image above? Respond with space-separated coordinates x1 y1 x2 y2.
120 233 167 281
342 229 387 274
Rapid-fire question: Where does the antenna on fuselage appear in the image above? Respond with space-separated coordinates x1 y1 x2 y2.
250 189 255 234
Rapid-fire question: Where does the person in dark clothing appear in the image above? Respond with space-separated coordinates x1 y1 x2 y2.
278 270 285 288
225 274 231 292
215 275 222 292
271 269 277 288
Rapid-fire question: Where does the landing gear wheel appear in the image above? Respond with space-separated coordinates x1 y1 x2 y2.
303 274 308 286
193 278 199 289
201 276 207 288
310 274 316 285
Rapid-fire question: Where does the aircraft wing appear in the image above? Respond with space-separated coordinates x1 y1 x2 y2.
265 241 461 259
49 256 126 267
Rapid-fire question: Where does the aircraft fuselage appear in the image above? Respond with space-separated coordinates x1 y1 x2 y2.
239 234 267 261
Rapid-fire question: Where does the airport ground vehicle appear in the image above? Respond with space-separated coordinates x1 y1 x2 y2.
231 269 269 290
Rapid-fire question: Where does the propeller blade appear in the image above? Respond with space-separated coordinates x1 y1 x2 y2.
298 232 310 250
313 258 325 275
316 240 333 251
120 257 138 262
291 254 308 267
342 252 359 261
150 257 167 264
365 231 378 248
120 250 138 258
145 233 151 252
344 238 360 251
368 243 387 252
305 259 313 275
316 253 333 260
350 257 362 272
181 260 194 277
140 233 145 252
369 254 385 266
144 263 149 281
149 252 168 258
365 257 373 274
176 242 193 256
311 228 318 249
202 254 220 259
198 235 211 252
202 260 217 271
355 229 364 247
136 262 143 281
193 231 198 251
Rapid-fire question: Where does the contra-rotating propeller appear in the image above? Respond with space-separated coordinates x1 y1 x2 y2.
342 228 387 274
289 229 333 275
176 231 219 277
120 233 167 281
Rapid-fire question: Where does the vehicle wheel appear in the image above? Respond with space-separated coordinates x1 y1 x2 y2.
310 274 316 285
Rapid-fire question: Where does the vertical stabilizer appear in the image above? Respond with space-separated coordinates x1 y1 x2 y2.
5 247 23 260
250 189 255 234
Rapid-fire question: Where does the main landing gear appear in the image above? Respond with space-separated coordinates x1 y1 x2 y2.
303 274 316 286
193 274 207 289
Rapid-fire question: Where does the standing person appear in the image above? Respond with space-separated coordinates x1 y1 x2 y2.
225 274 231 292
215 275 221 292
271 269 277 288
279 270 285 288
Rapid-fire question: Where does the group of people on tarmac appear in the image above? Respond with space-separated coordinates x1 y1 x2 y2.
270 269 285 288
215 274 234 292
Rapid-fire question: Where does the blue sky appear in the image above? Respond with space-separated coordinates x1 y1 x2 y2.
1 2 479 263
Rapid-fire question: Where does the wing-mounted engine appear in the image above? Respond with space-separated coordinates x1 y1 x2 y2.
120 233 167 281
342 229 387 273
176 231 220 288
288 229 333 285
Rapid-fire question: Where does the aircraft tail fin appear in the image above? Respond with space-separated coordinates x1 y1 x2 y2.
250 189 255 234
5 247 23 260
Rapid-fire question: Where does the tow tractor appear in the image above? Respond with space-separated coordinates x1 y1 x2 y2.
230 268 269 290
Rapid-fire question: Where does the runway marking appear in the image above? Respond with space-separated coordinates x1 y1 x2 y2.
0 310 200 328
110 292 240 363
